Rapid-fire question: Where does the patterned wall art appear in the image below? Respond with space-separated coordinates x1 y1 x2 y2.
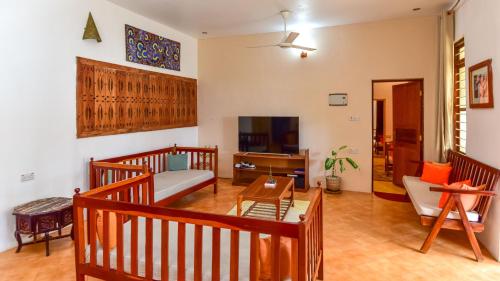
125 24 181 71
76 57 197 138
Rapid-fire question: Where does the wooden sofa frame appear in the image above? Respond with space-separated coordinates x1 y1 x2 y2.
73 170 324 281
418 150 499 261
89 145 218 206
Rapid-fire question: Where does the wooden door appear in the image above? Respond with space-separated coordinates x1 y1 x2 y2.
392 81 423 186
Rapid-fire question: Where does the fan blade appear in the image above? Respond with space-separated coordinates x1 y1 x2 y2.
284 32 299 43
290 44 316 51
246 44 278 48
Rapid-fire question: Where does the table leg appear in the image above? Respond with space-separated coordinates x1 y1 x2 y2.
44 233 50 256
14 231 22 253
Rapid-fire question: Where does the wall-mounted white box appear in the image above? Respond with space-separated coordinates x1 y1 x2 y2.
329 93 348 106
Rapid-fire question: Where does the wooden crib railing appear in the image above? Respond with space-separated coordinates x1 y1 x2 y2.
73 173 323 281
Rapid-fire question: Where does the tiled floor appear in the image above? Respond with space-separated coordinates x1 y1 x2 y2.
0 179 499 281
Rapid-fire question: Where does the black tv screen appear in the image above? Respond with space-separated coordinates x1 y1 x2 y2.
238 116 299 154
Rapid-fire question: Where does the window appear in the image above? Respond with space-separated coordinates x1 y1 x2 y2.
453 38 466 154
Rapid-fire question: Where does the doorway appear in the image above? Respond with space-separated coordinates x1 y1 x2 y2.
371 79 424 201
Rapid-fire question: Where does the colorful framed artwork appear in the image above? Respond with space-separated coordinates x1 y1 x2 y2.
125 25 181 71
469 59 493 108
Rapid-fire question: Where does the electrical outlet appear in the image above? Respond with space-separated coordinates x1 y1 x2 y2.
21 172 35 182
349 116 360 121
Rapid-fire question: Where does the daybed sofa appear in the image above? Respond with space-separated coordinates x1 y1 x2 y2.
403 150 499 261
89 145 218 206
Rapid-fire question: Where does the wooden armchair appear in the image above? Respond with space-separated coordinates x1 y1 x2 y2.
419 151 500 261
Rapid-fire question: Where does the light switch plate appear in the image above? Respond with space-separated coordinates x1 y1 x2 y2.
21 172 35 182
349 116 360 121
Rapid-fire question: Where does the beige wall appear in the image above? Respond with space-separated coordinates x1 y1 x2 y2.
198 16 439 192
373 82 408 139
456 0 500 261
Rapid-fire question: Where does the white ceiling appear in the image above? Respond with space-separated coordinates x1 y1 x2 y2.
108 0 454 38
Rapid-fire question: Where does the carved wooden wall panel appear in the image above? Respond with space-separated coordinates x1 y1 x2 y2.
76 57 197 138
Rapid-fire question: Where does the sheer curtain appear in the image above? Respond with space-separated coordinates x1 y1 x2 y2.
436 10 455 162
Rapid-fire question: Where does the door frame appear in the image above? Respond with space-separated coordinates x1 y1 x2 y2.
371 79 424 193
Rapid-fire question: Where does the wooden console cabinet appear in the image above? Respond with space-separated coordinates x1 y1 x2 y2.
233 149 309 191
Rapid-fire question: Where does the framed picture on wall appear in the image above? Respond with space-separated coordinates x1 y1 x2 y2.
469 59 493 108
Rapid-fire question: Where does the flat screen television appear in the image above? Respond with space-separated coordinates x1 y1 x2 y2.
238 116 299 154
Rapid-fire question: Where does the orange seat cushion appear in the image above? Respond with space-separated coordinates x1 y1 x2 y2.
438 179 471 208
96 210 117 249
258 237 292 281
420 162 452 185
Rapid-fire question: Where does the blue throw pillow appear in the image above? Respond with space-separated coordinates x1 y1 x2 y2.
167 154 188 171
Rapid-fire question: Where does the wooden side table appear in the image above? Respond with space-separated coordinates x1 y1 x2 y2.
12 197 73 256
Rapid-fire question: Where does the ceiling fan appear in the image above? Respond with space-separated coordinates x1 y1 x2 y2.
248 10 316 51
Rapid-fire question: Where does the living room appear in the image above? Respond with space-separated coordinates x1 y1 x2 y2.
0 0 499 280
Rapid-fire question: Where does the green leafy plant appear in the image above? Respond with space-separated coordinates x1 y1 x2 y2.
324 145 359 177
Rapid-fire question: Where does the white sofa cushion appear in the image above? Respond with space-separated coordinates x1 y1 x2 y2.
154 170 215 202
402 176 479 222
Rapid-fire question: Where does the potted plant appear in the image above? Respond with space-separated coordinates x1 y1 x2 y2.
324 145 359 193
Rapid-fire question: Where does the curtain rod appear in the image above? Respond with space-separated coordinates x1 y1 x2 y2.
447 0 461 15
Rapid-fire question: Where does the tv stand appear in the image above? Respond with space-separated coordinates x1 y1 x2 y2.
233 149 309 191
244 152 292 157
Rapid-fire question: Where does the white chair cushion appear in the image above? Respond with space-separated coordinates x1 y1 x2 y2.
402 176 479 222
154 170 215 202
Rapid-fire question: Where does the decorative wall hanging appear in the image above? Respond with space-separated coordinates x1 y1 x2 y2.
76 57 196 138
82 12 101 43
125 25 181 71
469 59 493 108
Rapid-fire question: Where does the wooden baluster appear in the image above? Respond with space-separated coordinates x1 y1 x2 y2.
153 155 157 173
194 225 203 281
163 153 167 172
271 235 281 281
197 152 201 170
161 220 169 281
89 208 97 267
291 238 299 281
203 152 207 170
131 215 138 275
249 232 259 281
230 230 239 281
209 151 213 170
103 168 108 185
145 218 153 279
297 226 307 281
103 211 110 270
133 184 139 204
212 228 221 281
141 182 148 205
96 169 101 188
178 222 186 281
191 151 194 169
116 213 124 273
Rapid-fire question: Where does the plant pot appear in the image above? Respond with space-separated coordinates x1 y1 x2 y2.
325 176 342 194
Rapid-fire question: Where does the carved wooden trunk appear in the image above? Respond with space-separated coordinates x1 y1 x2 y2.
76 57 197 138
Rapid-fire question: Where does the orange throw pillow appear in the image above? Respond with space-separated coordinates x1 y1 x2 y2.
420 162 452 185
258 237 292 281
458 184 487 211
96 210 117 249
438 180 471 208
432 162 451 167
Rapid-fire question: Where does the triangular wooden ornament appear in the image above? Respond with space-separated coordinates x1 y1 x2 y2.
82 12 102 42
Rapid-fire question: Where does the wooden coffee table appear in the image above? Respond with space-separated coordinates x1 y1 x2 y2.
237 175 294 221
